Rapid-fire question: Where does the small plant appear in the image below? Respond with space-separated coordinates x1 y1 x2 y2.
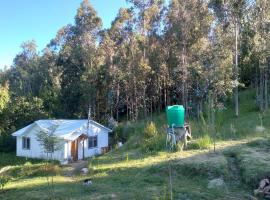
88 161 95 176
199 113 210 136
230 123 236 136
141 121 165 153
142 134 165 153
197 135 212 150
186 135 212 150
0 175 9 191
144 121 158 139
36 125 61 200
126 153 129 162
259 113 263 127
186 141 200 150
175 142 184 152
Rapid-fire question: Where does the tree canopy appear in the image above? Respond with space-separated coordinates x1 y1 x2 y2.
0 0 269 151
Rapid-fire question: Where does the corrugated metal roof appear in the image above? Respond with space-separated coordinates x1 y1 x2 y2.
11 119 112 140
11 123 35 137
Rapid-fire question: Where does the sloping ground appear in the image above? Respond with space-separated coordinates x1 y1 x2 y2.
237 139 270 187
1 90 270 199
1 137 270 199
62 160 88 177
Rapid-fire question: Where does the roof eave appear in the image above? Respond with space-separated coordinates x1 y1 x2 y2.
89 120 113 132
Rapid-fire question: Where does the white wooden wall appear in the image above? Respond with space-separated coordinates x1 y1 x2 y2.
78 125 108 160
16 125 64 161
16 123 109 161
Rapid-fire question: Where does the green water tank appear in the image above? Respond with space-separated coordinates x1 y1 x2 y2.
166 105 185 128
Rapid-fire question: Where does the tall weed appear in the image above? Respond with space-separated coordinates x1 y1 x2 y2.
142 121 165 153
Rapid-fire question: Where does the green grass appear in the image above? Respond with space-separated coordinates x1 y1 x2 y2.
0 152 43 168
1 89 270 199
1 139 269 199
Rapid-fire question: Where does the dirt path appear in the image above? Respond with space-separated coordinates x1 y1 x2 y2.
62 160 88 177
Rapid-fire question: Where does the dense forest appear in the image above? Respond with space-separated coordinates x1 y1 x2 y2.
0 0 269 151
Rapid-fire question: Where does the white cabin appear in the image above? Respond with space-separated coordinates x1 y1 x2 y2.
12 120 112 163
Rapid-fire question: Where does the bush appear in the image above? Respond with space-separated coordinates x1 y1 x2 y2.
187 141 201 150
144 121 158 139
141 122 165 153
188 135 212 150
142 134 165 153
0 135 16 153
197 135 212 149
0 175 9 191
114 122 136 144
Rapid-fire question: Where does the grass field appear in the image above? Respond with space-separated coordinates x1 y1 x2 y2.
2 138 270 199
1 90 270 199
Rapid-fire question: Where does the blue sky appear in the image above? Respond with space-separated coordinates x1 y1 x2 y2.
0 0 128 69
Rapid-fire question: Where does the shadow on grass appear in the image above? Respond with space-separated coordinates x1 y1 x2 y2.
0 152 44 168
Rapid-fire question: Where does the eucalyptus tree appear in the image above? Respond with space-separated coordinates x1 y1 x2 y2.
98 8 134 121
57 0 102 118
126 0 165 119
0 83 9 113
250 0 270 111
37 47 61 116
209 0 256 116
8 40 39 97
165 0 213 116
142 0 166 115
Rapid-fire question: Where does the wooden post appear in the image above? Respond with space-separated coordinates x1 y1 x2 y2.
82 139 85 160
234 19 239 117
76 139 78 161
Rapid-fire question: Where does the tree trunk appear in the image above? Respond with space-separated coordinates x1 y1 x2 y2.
116 83 120 121
260 66 264 111
234 20 239 117
164 78 167 107
264 66 268 110
143 86 147 118
181 45 188 109
256 63 259 105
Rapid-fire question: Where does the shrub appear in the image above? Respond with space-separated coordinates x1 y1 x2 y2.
186 141 200 150
123 134 141 150
190 135 213 150
0 175 9 191
114 122 136 144
142 122 165 153
199 113 210 136
0 135 16 153
197 135 212 149
142 134 165 153
144 121 158 139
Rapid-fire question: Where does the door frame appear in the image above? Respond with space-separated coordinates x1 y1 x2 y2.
71 140 78 161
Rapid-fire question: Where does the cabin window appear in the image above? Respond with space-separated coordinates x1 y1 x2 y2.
22 137 30 150
88 135 97 148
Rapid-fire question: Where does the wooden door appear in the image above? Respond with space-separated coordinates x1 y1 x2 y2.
71 140 78 161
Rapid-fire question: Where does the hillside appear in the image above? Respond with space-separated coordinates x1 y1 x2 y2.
1 90 270 199
1 0 270 199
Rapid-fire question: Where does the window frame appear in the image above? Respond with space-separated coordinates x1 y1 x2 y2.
88 135 98 149
22 137 31 150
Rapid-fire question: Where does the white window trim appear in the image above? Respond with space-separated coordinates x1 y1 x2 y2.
22 137 31 150
88 135 98 149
